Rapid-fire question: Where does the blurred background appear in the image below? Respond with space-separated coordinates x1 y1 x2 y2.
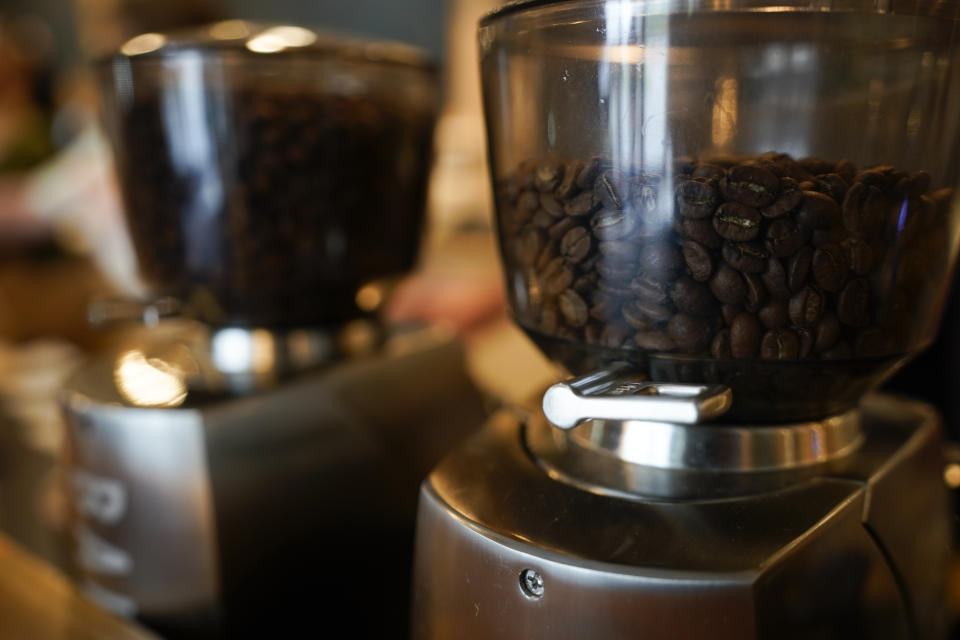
0 0 957 638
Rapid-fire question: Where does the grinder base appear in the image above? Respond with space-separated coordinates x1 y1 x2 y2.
412 393 951 639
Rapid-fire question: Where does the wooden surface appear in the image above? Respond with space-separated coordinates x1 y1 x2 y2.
0 532 158 640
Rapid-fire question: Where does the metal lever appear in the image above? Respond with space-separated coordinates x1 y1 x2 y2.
542 367 732 430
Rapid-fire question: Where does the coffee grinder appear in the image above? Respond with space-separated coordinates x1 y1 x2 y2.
412 1 960 637
60 23 487 639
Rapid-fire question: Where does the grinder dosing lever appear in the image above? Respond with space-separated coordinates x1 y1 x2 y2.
542 367 732 430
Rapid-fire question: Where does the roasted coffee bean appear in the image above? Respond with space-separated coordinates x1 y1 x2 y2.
565 191 599 217
743 272 767 312
841 237 873 276
589 295 619 321
560 226 592 263
670 276 716 316
730 312 762 358
814 313 842 353
621 300 656 329
631 274 670 305
798 157 835 175
542 258 574 296
811 226 847 248
797 191 842 229
895 171 932 199
573 272 597 294
711 329 732 359
766 217 806 257
631 296 674 323
713 202 762 241
834 160 856 184
677 217 723 249
576 156 604 190
635 331 677 351
722 164 780 207
796 327 815 359
558 289 588 327
676 179 720 219
531 209 556 229
591 209 635 240
710 264 746 305
593 169 627 209
854 168 894 189
842 182 886 232
814 173 849 202
597 260 635 283
547 217 578 243
757 299 788 329
721 303 741 326
518 190 540 214
598 241 636 261
789 286 824 327
837 278 870 327
692 164 725 181
555 160 583 199
600 324 630 347
638 243 684 279
722 241 767 273
668 313 712 353
762 257 791 300
681 240 713 282
519 228 544 265
812 243 849 292
540 193 565 218
760 177 803 218
535 159 564 192
760 328 800 360
787 246 813 292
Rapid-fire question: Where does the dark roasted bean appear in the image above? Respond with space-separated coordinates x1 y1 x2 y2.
841 181 886 232
730 312 762 358
542 258 574 296
722 241 767 273
762 257 791 300
540 193 565 218
555 160 583 199
713 202 762 241
710 264 746 305
797 191 842 229
814 313 841 353
711 329 732 359
560 226 592 263
811 226 847 249
638 243 684 279
722 164 780 207
789 286 824 327
761 328 800 360
814 173 849 202
837 278 870 327
635 331 677 351
621 300 655 330
766 217 806 257
565 191 599 217
632 297 674 323
676 179 720 219
558 289 588 327
600 324 630 347
721 303 741 326
535 159 564 192
590 209 635 240
678 217 723 249
812 243 849 292
841 237 873 276
692 164 725 181
576 156 603 190
518 190 540 213
681 240 713 282
519 228 544 265
760 177 803 218
668 314 712 353
631 273 670 305
743 272 767 312
532 209 555 229
593 169 627 209
787 246 813 292
670 276 716 316
758 299 788 328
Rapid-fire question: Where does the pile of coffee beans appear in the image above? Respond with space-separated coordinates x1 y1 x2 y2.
112 84 435 328
497 152 953 363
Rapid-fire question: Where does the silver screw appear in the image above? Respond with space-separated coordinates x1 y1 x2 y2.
519 568 544 599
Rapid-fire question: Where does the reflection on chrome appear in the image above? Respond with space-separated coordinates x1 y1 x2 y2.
246 25 317 53
120 33 167 57
114 350 187 408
